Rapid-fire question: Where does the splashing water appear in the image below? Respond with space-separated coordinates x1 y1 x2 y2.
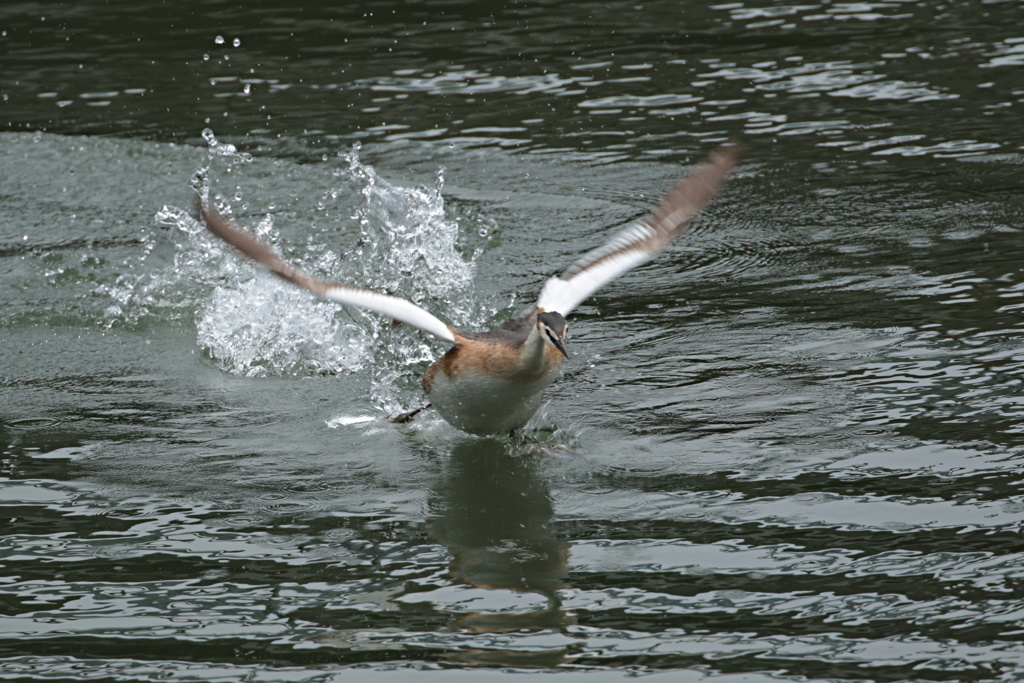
98 131 484 412
149 133 483 415
198 277 372 378
95 130 255 327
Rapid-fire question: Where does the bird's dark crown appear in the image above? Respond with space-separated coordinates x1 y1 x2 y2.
536 311 567 337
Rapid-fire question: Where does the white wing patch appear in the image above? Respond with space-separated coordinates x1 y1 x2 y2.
562 220 658 281
323 287 455 343
536 228 653 315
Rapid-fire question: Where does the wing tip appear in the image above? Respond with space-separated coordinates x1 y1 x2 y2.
709 139 744 175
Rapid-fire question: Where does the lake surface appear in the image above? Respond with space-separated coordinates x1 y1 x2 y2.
3 1 1024 680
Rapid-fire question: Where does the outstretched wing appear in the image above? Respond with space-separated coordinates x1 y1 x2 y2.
535 143 741 317
200 207 457 343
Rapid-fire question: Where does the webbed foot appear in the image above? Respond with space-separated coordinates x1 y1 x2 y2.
387 404 431 424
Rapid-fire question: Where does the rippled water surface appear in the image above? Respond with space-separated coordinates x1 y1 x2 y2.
3 1 1024 680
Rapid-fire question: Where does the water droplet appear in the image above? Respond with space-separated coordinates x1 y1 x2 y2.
233 37 241 47
215 35 225 45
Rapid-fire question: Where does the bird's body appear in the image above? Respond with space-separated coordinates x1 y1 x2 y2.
424 311 567 435
200 145 739 436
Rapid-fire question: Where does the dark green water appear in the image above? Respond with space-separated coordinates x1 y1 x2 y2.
3 1 1024 680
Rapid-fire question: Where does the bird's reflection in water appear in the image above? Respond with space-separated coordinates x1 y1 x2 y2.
428 439 576 666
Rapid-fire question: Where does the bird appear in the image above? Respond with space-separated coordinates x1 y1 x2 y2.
199 144 740 436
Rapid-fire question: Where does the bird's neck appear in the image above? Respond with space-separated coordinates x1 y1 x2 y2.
517 324 562 380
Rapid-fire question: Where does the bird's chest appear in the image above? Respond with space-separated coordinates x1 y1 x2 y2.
424 359 562 435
